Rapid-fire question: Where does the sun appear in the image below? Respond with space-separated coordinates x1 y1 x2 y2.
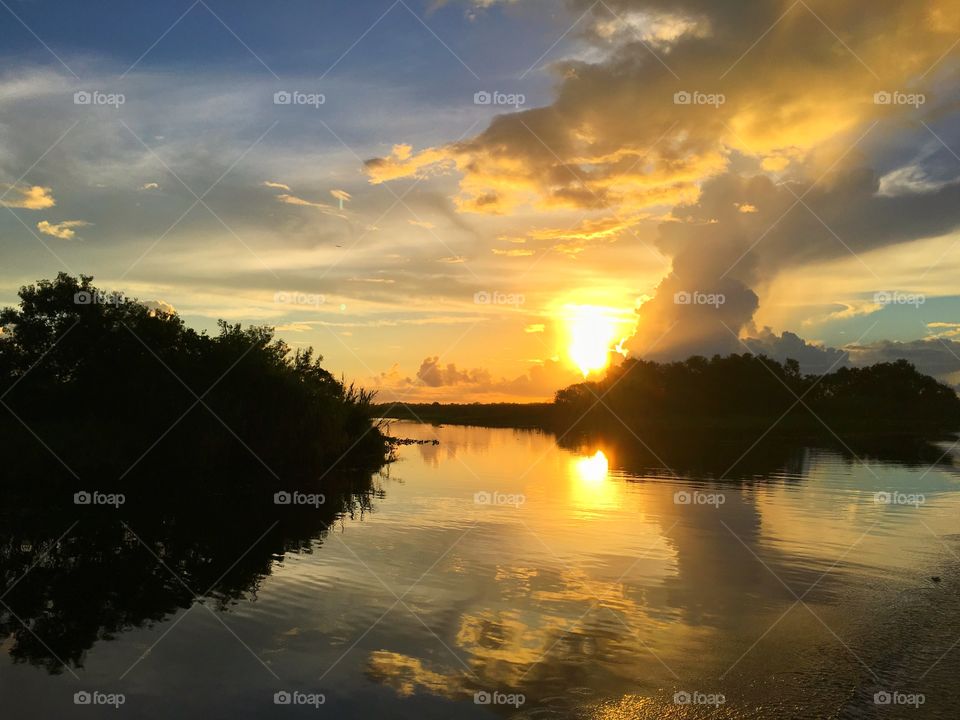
566 305 626 376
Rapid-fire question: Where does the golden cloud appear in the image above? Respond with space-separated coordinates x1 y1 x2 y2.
491 247 535 257
1 185 55 209
36 219 88 239
364 0 959 220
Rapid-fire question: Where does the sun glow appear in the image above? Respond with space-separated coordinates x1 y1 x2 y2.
566 305 628 376
574 450 609 485
569 449 623 512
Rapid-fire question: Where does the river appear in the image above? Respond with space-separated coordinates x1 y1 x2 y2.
2 421 960 718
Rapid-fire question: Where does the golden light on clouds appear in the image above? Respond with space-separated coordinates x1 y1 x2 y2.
1 184 55 210
36 219 88 240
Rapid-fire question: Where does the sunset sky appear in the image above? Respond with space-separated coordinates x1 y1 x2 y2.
3 0 960 401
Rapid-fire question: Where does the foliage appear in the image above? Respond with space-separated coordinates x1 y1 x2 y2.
0 273 388 484
554 354 960 435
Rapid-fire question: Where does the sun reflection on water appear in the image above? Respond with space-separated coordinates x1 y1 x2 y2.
575 450 609 485
570 450 625 513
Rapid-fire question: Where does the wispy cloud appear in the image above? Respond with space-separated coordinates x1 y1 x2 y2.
37 219 88 239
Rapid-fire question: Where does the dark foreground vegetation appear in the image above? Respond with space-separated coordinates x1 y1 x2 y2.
0 274 389 486
380 354 960 439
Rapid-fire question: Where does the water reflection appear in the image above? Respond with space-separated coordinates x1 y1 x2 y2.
574 450 609 485
0 473 379 675
3 425 960 718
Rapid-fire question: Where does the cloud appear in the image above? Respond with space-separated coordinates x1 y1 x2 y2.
276 193 337 211
847 338 960 388
590 7 710 47
364 0 960 364
927 322 960 339
366 1 959 216
877 164 955 197
374 354 583 401
505 215 648 256
408 219 436 229
1 184 55 209
365 144 456 187
628 271 759 360
276 193 319 207
262 179 346 216
800 300 883 327
274 322 313 332
744 328 849 375
625 166 960 360
416 356 493 387
140 299 177 317
492 247 534 256
36 219 89 240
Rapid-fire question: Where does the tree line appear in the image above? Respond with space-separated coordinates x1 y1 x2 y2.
554 354 960 435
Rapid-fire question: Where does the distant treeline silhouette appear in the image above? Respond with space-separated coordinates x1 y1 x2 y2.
379 355 960 437
0 274 388 484
376 402 552 428
555 354 960 435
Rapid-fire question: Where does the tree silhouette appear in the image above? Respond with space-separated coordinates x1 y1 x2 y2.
554 354 960 436
0 273 388 485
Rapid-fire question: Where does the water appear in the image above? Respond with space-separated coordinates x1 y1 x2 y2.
2 421 960 718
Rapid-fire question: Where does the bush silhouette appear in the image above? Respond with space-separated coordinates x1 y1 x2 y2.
0 273 388 485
